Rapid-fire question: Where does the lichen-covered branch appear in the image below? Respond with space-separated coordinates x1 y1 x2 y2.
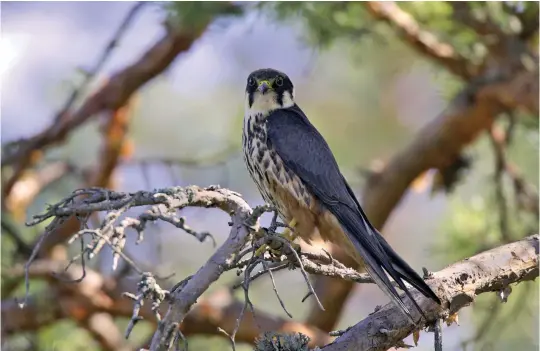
11 194 540 351
24 185 258 349
321 235 539 351
19 185 377 349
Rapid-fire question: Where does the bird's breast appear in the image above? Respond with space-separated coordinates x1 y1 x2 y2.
242 112 312 218
242 113 356 255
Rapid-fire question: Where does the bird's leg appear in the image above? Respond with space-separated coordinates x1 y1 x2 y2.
267 210 280 233
255 217 298 257
280 218 298 241
254 210 279 257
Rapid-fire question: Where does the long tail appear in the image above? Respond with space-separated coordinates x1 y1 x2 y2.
331 204 441 323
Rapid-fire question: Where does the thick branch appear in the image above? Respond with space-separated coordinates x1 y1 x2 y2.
4 161 74 218
321 235 539 351
363 71 538 229
1 20 208 200
8 217 538 350
147 193 253 349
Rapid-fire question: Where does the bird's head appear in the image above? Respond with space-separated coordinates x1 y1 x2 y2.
245 68 294 114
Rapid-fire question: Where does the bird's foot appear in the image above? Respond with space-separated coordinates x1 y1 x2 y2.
254 243 269 257
254 218 299 257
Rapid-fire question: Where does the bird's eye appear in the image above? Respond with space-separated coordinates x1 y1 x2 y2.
275 76 284 86
248 78 256 87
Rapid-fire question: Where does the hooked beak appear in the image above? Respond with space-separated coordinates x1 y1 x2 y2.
258 81 270 94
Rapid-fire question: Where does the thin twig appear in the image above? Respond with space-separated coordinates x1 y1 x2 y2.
273 236 325 311
124 272 170 339
53 237 87 284
261 260 293 318
57 2 145 124
18 217 62 308
232 262 289 289
434 318 442 351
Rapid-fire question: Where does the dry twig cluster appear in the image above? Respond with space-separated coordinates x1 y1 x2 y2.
21 185 539 351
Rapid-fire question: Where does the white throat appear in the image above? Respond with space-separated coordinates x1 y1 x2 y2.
245 90 295 116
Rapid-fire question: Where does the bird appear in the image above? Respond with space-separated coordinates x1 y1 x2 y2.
241 68 441 322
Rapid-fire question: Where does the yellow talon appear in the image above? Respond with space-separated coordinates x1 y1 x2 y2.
282 218 298 241
254 244 268 257
254 218 298 256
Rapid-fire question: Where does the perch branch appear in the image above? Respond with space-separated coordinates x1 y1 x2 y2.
321 235 539 351
5 233 537 349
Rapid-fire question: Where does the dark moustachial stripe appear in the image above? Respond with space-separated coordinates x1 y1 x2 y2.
276 91 284 107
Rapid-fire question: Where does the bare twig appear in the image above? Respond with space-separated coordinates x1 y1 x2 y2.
124 272 170 339
18 217 63 308
274 236 325 312
230 250 259 351
433 318 443 351
140 210 216 247
261 260 293 319
58 2 145 127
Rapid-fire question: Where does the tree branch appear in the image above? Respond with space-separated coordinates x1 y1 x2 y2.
4 161 75 218
12 193 540 350
55 2 145 127
321 234 539 351
364 1 476 79
1 16 210 200
145 191 254 349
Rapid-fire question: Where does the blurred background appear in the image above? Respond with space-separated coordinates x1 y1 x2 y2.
1 2 538 351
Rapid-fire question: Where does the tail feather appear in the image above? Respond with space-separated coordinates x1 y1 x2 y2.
354 244 418 323
332 204 440 322
379 235 441 305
